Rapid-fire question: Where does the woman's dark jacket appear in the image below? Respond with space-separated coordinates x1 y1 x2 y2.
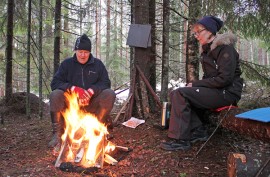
51 53 111 96
192 33 243 101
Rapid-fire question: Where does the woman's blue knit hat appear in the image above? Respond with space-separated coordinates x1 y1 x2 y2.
197 16 223 35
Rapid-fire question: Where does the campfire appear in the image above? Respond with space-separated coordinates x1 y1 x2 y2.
54 92 120 169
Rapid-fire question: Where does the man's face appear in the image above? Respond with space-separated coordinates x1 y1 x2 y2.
75 50 90 64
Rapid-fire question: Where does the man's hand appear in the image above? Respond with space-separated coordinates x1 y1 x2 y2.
71 86 91 106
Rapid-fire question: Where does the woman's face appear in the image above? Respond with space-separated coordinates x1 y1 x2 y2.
192 24 213 45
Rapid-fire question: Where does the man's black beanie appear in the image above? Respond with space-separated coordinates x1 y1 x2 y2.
74 34 91 51
197 16 223 35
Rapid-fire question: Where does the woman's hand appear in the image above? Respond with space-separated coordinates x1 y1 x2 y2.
186 83 192 87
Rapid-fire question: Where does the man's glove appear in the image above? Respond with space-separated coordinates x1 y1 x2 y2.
71 86 91 106
87 88 94 98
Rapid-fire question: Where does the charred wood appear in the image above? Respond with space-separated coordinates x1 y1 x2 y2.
59 162 98 174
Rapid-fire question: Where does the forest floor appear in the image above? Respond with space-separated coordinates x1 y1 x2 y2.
0 92 269 177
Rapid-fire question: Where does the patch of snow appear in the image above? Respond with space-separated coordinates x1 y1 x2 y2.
115 89 130 104
115 78 186 103
169 78 186 89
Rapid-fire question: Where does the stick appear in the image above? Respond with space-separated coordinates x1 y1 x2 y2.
108 141 132 152
55 127 69 167
115 87 129 95
135 65 162 108
134 86 143 118
114 81 130 91
126 68 136 120
113 93 133 123
140 77 150 118
126 94 134 121
255 158 270 177
115 145 132 152
195 104 233 157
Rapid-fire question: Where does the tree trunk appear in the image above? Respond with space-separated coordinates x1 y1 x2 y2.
186 0 201 83
53 0 62 74
148 0 156 112
258 48 263 65
120 0 123 62
207 108 270 142
267 52 269 65
129 0 134 80
131 0 152 118
160 0 170 102
105 0 111 64
95 1 101 59
38 0 43 119
79 0 82 34
63 0 69 56
26 0 32 119
44 6 54 82
170 1 182 80
5 0 14 102
250 41 254 62
111 1 118 85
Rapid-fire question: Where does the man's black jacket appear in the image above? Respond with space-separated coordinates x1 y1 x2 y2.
51 54 111 96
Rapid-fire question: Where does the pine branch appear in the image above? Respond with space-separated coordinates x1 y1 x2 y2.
240 60 270 86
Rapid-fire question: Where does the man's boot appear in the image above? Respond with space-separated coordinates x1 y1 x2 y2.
101 115 114 140
190 125 208 143
103 115 113 130
48 112 63 148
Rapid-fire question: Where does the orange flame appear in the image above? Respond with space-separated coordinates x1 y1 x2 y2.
60 92 115 167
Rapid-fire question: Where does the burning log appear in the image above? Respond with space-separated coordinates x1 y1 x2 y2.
104 154 118 165
53 92 131 174
54 130 68 167
115 145 132 152
53 92 113 169
74 146 84 162
206 108 270 142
